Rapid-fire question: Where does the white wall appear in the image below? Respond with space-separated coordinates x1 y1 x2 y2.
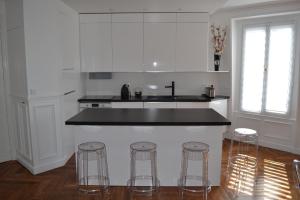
84 72 230 96
0 0 12 162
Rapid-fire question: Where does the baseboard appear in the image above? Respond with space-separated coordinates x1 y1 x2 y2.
16 155 34 174
32 158 68 175
258 140 297 155
16 152 73 175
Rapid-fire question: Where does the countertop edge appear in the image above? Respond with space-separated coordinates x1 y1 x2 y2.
65 122 231 126
78 95 230 103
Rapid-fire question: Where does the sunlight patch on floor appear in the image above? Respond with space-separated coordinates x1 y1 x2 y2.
226 155 293 199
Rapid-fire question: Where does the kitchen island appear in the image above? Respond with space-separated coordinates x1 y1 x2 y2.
66 108 231 186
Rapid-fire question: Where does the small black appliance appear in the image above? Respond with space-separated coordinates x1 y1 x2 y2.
121 84 131 100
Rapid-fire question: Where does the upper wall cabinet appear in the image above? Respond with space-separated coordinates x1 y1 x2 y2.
175 13 209 72
80 14 113 72
57 5 80 72
112 14 143 72
143 13 176 72
79 13 209 72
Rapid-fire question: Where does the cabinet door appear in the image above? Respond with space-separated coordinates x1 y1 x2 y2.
176 102 209 108
144 102 177 108
112 102 143 108
80 15 112 72
57 8 80 72
176 22 208 72
112 14 143 72
143 23 176 72
15 101 33 162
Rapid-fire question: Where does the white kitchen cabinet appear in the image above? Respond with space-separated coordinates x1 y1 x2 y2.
176 102 210 108
143 13 176 72
80 14 112 72
177 100 228 117
57 4 80 72
112 102 143 108
209 99 228 118
175 13 208 72
176 23 208 72
112 14 143 72
144 102 177 108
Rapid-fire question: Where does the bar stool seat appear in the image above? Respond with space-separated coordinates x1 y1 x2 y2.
127 141 160 193
77 141 110 194
178 142 210 200
235 128 257 135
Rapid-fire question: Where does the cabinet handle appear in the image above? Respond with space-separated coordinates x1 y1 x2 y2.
21 101 25 104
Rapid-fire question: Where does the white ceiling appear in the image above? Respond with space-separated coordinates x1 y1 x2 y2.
62 0 299 13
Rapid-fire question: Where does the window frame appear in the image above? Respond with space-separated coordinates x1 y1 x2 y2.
239 21 296 119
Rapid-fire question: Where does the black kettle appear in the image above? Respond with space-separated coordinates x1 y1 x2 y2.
121 84 131 100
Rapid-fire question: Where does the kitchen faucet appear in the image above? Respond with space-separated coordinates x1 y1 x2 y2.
165 81 175 97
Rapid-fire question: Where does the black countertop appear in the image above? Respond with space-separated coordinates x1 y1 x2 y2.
78 95 229 103
65 108 231 126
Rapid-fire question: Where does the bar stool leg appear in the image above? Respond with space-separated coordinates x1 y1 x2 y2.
83 151 88 192
179 150 186 200
130 150 136 187
77 152 81 186
227 136 234 174
151 151 157 190
104 148 110 188
203 152 208 200
96 151 102 188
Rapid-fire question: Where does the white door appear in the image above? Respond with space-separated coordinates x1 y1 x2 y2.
0 38 11 163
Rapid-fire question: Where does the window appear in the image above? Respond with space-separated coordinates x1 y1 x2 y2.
240 23 295 116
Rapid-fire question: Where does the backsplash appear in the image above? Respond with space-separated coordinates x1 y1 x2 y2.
84 72 231 96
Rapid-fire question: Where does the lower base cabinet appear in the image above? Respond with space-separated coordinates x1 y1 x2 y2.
112 102 143 108
176 102 209 108
156 100 228 117
143 102 177 108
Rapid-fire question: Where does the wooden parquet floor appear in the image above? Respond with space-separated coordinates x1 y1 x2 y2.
1 140 300 200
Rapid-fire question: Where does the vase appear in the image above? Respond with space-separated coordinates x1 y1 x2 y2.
214 54 221 71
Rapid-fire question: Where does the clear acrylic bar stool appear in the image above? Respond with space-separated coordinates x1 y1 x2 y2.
77 142 110 194
178 141 210 200
228 128 259 169
127 141 160 194
226 128 259 198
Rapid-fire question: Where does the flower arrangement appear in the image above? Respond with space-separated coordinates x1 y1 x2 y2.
211 25 227 55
